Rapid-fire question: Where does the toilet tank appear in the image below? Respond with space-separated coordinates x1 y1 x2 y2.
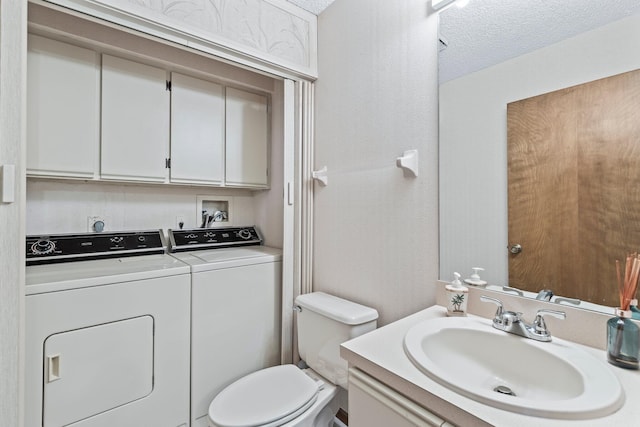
295 292 378 389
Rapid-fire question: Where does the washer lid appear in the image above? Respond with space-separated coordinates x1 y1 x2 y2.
208 365 319 427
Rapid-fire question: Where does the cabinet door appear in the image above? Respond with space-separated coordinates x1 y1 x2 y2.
27 35 99 178
225 87 269 188
170 73 224 185
349 369 452 427
101 55 169 182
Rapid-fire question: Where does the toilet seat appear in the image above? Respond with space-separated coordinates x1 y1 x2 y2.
208 364 320 427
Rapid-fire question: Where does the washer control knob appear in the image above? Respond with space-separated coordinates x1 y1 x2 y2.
137 236 146 242
31 239 55 255
238 229 253 240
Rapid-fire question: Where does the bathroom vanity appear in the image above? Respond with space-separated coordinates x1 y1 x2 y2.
341 283 640 426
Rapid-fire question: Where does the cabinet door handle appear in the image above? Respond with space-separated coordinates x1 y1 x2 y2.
1 164 15 203
287 182 293 206
47 354 61 383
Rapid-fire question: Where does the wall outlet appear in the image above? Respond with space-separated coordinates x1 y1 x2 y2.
176 215 186 230
87 216 105 232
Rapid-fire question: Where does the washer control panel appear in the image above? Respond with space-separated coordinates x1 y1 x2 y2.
26 230 166 265
168 226 262 252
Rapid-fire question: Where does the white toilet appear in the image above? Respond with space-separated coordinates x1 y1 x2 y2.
207 292 378 427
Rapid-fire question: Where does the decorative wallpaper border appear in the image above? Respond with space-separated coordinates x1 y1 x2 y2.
43 0 318 79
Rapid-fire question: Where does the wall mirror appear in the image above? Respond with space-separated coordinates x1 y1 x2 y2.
438 0 640 313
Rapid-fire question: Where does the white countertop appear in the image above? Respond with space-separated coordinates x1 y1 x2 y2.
340 305 640 427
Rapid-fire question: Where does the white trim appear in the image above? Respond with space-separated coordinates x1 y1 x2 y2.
0 1 27 426
300 81 315 296
290 80 313 364
39 0 318 80
281 79 296 364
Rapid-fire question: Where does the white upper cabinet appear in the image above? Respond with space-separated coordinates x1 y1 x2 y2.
27 35 271 189
225 87 269 188
101 54 169 182
170 73 225 185
27 35 100 178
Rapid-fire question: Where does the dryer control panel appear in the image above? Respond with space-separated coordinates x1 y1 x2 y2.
168 226 262 252
26 230 166 265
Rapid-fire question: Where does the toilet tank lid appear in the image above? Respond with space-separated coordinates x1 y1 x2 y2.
295 292 378 325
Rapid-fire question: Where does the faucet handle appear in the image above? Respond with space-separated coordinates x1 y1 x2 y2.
533 309 566 334
502 286 524 296
480 295 503 318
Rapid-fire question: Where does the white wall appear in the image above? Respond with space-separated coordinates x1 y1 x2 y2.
439 14 640 287
26 180 261 234
313 0 440 326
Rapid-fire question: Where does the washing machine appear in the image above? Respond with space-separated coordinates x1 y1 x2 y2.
168 226 282 427
25 230 191 427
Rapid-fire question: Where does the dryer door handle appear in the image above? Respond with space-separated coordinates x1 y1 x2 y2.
47 353 61 383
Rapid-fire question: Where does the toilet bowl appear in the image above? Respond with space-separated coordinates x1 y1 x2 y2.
207 292 378 427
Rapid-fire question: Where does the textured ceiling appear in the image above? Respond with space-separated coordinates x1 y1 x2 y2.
286 0 336 15
286 0 640 84
439 0 640 83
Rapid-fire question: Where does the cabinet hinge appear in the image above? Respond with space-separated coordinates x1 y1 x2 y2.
165 158 171 168
166 80 171 91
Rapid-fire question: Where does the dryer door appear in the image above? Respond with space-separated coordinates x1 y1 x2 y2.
42 315 154 426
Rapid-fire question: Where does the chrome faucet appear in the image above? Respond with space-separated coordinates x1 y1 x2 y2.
480 296 566 342
536 289 554 301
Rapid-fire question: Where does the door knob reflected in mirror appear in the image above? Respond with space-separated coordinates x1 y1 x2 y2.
509 244 522 254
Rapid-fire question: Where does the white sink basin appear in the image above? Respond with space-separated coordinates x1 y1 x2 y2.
403 316 624 419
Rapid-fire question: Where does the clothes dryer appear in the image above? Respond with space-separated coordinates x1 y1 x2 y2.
25 230 191 427
169 227 282 427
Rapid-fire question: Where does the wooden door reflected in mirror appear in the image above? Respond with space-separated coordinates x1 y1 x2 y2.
508 69 640 306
